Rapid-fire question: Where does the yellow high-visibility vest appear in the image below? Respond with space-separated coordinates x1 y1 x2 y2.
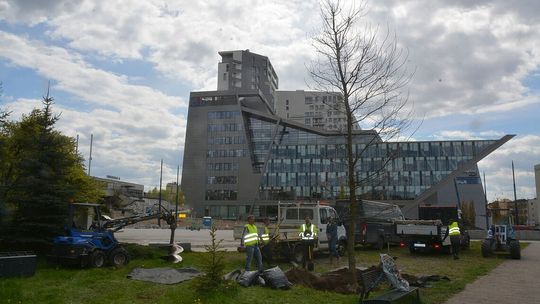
244 224 259 246
261 226 270 244
449 222 461 236
299 223 317 240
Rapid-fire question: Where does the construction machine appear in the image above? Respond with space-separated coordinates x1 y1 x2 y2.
481 208 521 259
49 202 181 268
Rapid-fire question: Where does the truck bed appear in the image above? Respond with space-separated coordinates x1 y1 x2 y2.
395 220 443 236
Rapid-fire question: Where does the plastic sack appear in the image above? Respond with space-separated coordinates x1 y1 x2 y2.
237 270 260 287
223 269 242 281
380 254 410 292
255 275 266 287
262 266 293 289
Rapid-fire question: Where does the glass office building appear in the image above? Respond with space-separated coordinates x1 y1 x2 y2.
181 51 513 228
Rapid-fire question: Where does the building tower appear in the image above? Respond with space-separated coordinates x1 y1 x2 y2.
275 90 360 131
217 50 278 111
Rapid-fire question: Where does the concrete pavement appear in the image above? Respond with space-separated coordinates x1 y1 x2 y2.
445 242 540 304
115 228 238 252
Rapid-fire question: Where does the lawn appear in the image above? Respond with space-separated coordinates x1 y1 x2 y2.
0 241 518 304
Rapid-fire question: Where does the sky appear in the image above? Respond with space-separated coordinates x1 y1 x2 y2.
0 0 539 202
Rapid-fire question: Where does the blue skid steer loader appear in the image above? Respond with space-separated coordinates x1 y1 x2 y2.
49 202 179 268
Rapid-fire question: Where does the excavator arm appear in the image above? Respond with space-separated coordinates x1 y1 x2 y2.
102 206 175 232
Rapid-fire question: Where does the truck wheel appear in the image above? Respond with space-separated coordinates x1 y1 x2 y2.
109 247 130 267
509 240 521 260
481 240 493 258
409 243 416 254
374 236 385 250
90 250 106 268
337 240 346 257
461 236 471 250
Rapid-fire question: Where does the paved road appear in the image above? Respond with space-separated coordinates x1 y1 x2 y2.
115 228 238 252
445 242 540 304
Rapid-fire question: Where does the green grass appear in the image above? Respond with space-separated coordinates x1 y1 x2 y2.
0 241 522 304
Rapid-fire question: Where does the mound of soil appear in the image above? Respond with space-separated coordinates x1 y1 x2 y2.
285 266 378 294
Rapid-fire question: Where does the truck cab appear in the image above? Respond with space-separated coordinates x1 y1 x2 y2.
334 199 404 249
276 202 347 251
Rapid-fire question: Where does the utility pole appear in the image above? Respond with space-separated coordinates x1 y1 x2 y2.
175 165 179 218
158 159 163 227
170 164 180 246
87 134 93 176
512 161 518 225
483 171 489 230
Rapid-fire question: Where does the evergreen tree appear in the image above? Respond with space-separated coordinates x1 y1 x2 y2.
192 225 226 294
1 92 100 241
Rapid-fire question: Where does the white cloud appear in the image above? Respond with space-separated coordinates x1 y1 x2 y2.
0 31 187 188
479 135 540 201
1 0 540 198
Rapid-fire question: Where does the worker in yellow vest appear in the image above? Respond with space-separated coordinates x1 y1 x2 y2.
448 219 461 260
240 215 263 271
299 216 318 270
259 217 273 266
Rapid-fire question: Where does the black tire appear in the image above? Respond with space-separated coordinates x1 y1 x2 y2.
374 236 385 250
461 236 471 250
337 240 346 257
409 243 416 254
90 250 106 268
109 247 130 267
291 244 304 264
481 240 493 258
509 240 521 260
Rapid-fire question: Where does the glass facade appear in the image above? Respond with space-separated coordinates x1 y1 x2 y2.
205 111 246 202
245 114 496 202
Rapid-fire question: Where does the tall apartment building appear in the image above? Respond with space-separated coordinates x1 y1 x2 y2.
217 50 278 111
275 90 359 131
182 50 513 228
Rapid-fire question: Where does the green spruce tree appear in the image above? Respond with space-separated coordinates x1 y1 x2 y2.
2 91 100 242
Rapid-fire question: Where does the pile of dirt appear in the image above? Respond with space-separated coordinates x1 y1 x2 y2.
285 267 377 294
285 266 450 294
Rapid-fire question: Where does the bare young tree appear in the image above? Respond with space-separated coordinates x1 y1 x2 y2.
308 0 414 287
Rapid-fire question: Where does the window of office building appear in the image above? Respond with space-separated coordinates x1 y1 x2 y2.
207 176 238 184
205 190 238 200
207 111 241 120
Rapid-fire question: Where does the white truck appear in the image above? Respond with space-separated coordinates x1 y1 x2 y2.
233 202 347 263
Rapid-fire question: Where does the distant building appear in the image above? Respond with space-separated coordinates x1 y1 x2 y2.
166 182 179 194
275 90 360 131
488 199 530 226
92 176 144 198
